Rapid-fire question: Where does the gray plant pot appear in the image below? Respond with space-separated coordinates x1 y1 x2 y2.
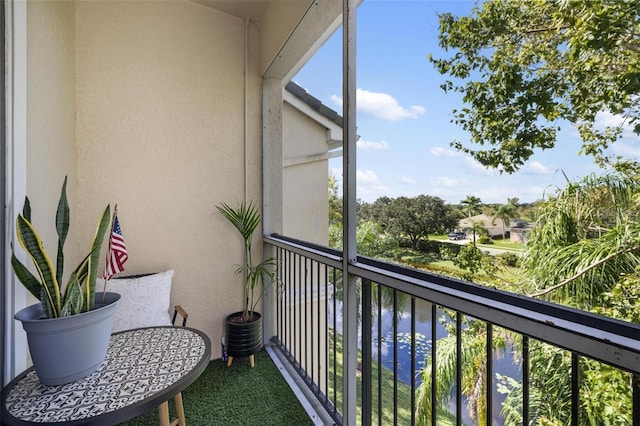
14 292 121 385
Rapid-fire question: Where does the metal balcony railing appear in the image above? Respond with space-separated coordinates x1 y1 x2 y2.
265 235 640 425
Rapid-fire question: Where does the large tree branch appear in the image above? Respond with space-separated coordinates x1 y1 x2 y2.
529 245 640 298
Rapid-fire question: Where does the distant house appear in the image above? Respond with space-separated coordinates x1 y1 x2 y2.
458 214 505 238
509 220 535 243
458 214 535 242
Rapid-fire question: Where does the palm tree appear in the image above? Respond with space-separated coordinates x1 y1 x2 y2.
460 195 482 218
463 219 487 245
521 173 640 303
491 202 517 240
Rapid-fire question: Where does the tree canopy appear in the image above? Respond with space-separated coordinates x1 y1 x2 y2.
430 0 640 173
362 195 458 249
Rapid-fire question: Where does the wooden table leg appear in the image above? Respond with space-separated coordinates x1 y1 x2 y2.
249 354 255 368
175 392 186 426
227 356 233 367
158 401 170 426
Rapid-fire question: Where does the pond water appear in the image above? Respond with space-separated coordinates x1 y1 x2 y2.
330 294 522 425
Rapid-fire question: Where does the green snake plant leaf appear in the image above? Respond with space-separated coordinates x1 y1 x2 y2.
81 205 111 311
10 247 42 300
55 176 70 286
60 272 83 316
22 196 31 222
15 215 61 317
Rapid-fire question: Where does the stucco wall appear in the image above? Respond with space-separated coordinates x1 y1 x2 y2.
26 0 78 284
282 102 329 245
73 0 262 356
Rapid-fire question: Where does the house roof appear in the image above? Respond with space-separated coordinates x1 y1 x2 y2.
285 81 343 128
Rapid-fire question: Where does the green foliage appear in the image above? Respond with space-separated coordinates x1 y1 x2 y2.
496 251 519 268
356 221 398 257
477 236 493 245
11 177 111 318
500 341 634 425
431 0 640 173
328 173 342 226
491 201 517 239
359 195 458 250
217 201 278 322
460 195 482 218
521 173 640 305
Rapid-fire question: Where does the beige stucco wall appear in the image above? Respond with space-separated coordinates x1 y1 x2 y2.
26 0 79 280
259 0 312 75
73 0 262 356
282 102 329 245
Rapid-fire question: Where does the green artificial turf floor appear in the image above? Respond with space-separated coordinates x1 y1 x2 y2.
120 350 314 426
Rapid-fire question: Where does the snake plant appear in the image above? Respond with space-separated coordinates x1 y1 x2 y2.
216 200 278 323
10 177 111 318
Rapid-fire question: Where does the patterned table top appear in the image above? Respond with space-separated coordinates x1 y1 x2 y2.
1 326 211 425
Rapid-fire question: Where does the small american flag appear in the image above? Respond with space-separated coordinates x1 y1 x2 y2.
103 214 128 280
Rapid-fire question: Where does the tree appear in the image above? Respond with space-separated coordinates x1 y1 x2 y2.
431 0 640 173
460 195 482 218
385 195 458 249
520 173 640 306
328 173 342 226
462 219 488 246
491 201 517 240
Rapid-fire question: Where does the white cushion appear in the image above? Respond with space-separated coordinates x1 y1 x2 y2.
99 270 174 333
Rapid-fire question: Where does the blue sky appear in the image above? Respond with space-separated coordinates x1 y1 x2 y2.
292 0 638 205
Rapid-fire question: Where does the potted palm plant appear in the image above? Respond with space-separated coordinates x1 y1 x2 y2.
216 200 277 367
11 176 118 385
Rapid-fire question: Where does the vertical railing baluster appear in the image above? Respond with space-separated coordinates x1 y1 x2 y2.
310 259 315 385
393 289 398 425
633 374 639 425
411 297 416 426
431 304 437 426
377 283 382 426
332 268 338 415
297 254 301 363
523 336 529 425
456 313 462 425
288 251 293 355
362 279 372 426
277 247 282 343
572 353 579 426
298 256 307 371
486 323 493 425
304 256 308 375
318 265 329 398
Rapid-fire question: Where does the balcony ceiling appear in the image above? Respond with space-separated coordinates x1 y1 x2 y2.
191 0 268 22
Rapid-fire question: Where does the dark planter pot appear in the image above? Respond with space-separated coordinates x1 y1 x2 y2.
14 292 121 385
225 311 263 358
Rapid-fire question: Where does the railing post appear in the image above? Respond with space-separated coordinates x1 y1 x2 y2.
342 0 358 423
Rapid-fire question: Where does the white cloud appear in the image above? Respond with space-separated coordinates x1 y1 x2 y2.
463 156 498 175
356 169 390 201
331 89 426 121
357 139 389 150
430 146 461 157
611 140 640 159
430 176 460 187
522 161 553 174
594 110 640 139
357 169 381 184
397 176 417 185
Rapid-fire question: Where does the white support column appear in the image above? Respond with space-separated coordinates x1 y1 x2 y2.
342 0 357 423
262 77 284 344
4 0 28 385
